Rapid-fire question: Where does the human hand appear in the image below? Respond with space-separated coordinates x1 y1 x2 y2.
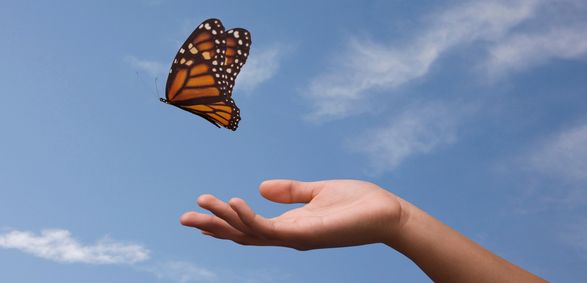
180 179 408 250
180 179 548 282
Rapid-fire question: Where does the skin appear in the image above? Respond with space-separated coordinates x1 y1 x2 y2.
180 179 548 283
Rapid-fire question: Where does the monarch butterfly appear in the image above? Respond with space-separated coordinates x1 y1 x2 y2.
161 18 251 131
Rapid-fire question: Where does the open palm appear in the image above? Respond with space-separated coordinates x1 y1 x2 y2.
181 179 405 250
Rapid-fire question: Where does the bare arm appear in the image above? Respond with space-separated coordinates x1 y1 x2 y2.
180 179 547 283
388 200 547 283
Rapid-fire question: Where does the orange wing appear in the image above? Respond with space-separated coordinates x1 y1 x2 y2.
165 18 227 104
174 97 240 130
162 18 241 130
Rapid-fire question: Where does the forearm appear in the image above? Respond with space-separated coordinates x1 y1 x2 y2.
385 201 547 283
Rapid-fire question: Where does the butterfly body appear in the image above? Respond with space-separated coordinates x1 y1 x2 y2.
163 18 251 131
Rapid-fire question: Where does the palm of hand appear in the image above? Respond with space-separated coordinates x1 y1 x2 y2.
181 180 404 250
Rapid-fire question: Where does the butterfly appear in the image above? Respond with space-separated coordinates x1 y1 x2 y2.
161 18 251 131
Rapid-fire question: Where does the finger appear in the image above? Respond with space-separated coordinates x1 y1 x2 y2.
180 211 245 239
196 194 253 234
229 198 279 239
259 180 324 204
202 229 285 247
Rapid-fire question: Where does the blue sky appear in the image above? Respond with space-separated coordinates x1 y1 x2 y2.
1 0 586 282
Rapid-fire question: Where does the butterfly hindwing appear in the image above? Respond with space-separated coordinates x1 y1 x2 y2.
176 97 240 130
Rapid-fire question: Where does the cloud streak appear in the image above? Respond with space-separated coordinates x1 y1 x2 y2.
484 24 587 78
528 122 587 183
235 46 282 93
141 260 218 283
347 102 463 173
125 55 168 78
0 228 275 283
0 229 150 264
305 0 587 172
305 0 540 121
305 0 587 121
515 120 587 207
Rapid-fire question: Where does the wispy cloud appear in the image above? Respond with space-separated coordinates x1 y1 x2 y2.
140 260 218 283
484 24 587 78
125 55 168 78
0 229 149 264
0 228 278 283
305 0 540 121
0 228 214 283
306 0 587 172
528 122 587 182
347 102 466 173
518 121 587 206
138 260 286 283
235 46 283 93
305 0 587 121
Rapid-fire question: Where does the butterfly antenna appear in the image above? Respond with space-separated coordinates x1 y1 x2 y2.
155 77 167 103
155 77 160 97
134 71 161 100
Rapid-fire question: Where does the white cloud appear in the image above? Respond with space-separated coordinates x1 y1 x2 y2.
305 0 587 121
235 46 282 93
138 261 286 283
0 229 150 264
347 103 463 172
515 121 587 207
307 0 587 173
485 24 587 78
125 55 168 78
528 122 587 182
0 228 276 283
305 0 540 121
142 260 218 283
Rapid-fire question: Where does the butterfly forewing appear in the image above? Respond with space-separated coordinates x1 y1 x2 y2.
165 18 228 104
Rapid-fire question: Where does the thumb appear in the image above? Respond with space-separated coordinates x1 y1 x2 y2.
259 179 323 204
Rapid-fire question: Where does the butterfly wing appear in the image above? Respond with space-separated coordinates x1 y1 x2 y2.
166 18 227 104
163 19 248 131
174 97 240 130
224 28 252 96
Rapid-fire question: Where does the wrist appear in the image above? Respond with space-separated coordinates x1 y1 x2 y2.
382 196 418 249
